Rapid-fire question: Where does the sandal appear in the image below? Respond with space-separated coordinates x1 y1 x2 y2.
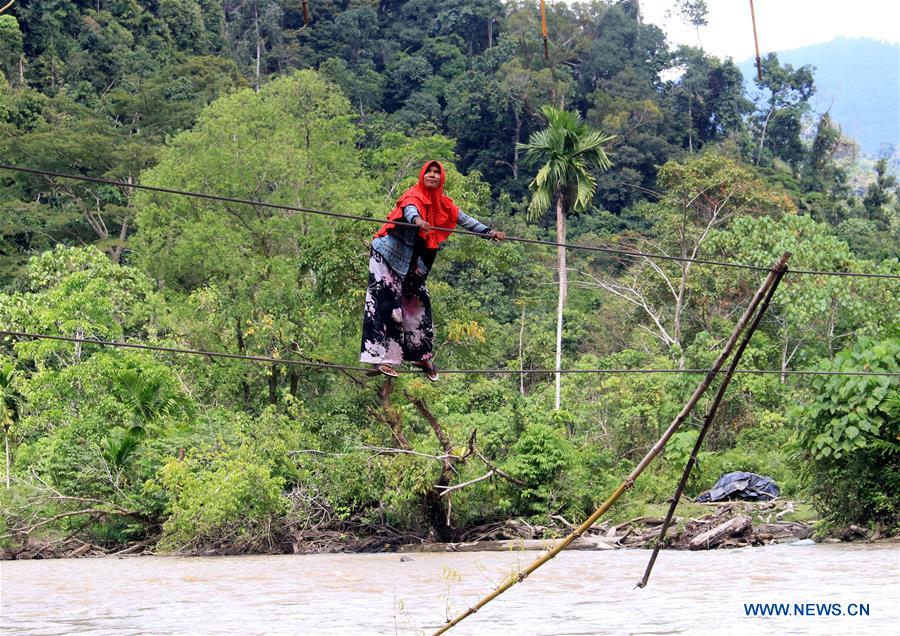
412 360 439 382
366 363 399 378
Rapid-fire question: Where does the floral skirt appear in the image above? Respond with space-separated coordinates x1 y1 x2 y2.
360 249 434 364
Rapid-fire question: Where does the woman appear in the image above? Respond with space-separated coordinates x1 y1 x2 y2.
360 160 506 380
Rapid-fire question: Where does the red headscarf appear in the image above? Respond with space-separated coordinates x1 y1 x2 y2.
374 160 459 250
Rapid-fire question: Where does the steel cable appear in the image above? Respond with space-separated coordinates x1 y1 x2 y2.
3 164 898 280
2 331 897 378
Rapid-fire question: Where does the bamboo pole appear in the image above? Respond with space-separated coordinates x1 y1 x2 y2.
749 0 763 81
431 252 791 636
540 0 549 60
637 252 790 588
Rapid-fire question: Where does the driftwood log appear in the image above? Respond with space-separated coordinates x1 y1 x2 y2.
689 515 752 550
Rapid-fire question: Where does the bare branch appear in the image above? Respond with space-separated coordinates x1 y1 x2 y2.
358 445 455 462
436 470 496 497
474 450 527 487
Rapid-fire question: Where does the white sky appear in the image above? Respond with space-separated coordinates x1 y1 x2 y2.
637 0 900 61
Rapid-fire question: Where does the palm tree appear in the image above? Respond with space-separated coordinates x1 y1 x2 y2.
518 106 613 409
101 369 189 469
115 369 188 425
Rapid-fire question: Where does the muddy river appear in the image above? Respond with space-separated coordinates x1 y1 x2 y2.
2 543 898 635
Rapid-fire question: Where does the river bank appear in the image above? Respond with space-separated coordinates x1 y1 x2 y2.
3 498 894 561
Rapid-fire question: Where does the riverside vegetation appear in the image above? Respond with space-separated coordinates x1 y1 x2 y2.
0 1 897 557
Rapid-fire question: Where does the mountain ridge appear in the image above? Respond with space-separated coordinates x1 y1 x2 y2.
738 37 899 156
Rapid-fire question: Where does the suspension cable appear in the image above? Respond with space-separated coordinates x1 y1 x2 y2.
2 331 897 378
3 164 898 280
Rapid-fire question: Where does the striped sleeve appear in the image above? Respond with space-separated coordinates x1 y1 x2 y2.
402 205 421 223
456 210 492 235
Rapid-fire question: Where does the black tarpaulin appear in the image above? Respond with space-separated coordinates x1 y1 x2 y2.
696 471 780 502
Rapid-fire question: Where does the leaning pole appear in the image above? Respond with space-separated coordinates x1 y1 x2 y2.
637 252 789 588
432 253 792 635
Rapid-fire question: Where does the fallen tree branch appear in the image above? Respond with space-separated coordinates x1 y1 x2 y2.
1 507 139 540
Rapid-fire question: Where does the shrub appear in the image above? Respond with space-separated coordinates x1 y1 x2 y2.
503 423 575 519
156 444 288 553
793 337 899 528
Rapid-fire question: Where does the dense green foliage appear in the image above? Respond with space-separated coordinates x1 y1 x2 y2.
794 338 900 530
1 1 898 552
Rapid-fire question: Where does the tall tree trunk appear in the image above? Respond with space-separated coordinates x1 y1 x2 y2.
825 297 838 356
674 266 688 369
111 173 134 264
511 108 521 179
4 428 10 489
675 202 689 368
74 325 84 363
756 106 776 165
110 217 129 264
50 32 56 92
268 362 279 405
405 392 465 542
519 303 526 396
254 1 261 93
235 318 250 405
554 193 567 410
687 100 693 154
781 330 789 385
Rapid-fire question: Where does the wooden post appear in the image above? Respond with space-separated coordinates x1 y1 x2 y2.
431 253 792 635
637 252 790 588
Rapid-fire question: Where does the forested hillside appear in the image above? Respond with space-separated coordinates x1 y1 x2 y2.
1 0 897 555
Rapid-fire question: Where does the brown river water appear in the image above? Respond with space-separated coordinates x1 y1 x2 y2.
1 543 898 635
